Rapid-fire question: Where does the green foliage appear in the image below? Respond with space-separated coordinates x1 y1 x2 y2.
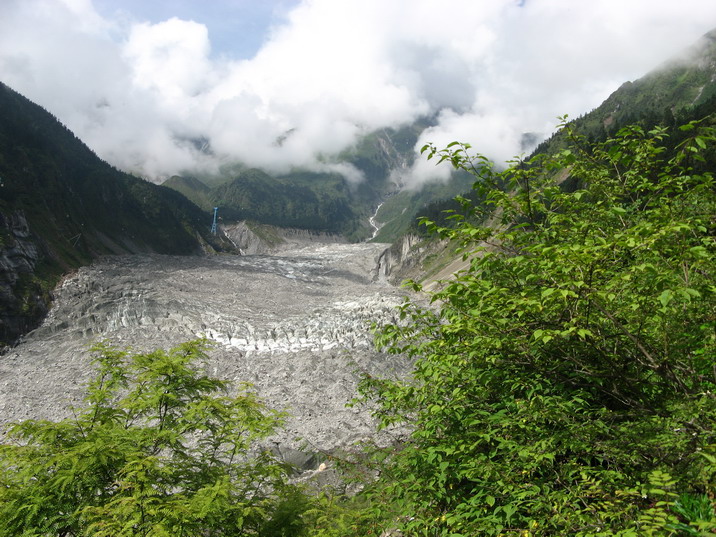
0 340 309 536
356 120 716 535
420 33 716 234
210 168 356 234
302 482 406 537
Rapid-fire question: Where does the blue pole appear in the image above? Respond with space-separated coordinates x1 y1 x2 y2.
211 207 218 235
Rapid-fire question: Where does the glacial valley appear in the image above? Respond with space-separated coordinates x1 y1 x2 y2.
0 241 414 473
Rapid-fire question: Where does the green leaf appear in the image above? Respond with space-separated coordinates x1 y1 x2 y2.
356 121 716 537
658 289 673 307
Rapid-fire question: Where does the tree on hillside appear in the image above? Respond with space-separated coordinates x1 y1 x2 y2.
0 340 309 537
356 119 716 536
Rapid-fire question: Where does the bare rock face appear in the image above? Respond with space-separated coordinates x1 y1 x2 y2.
222 222 346 255
375 232 453 285
0 241 412 473
0 210 48 346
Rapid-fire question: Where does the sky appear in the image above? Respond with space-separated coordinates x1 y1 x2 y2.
1 0 715 186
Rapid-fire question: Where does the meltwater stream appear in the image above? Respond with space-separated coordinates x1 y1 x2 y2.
0 242 412 467
369 201 385 240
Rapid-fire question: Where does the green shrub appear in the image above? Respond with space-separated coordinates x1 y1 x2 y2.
0 340 309 536
356 119 716 536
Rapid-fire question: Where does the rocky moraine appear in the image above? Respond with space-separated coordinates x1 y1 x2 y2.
0 240 414 473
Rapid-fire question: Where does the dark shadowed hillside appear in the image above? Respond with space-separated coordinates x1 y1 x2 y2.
0 82 228 347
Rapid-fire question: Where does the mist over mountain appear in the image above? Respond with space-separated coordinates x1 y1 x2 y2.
0 81 232 346
2 11 716 347
2 5 716 532
383 30 716 240
162 118 453 241
1 0 714 185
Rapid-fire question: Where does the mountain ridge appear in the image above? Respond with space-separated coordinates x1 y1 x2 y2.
162 117 473 242
380 27 716 283
3 28 716 346
0 81 233 347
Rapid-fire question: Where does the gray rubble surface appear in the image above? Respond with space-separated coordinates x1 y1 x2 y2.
0 242 413 468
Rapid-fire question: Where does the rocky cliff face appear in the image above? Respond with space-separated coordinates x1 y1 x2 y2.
375 232 442 284
222 221 346 255
0 210 49 347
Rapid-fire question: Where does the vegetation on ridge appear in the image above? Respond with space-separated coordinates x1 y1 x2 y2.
412 29 716 240
3 28 716 537
162 119 473 242
0 81 236 346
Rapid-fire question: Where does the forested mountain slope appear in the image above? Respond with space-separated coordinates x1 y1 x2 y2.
163 117 473 242
330 30 716 537
534 28 716 153
0 82 227 347
388 28 716 283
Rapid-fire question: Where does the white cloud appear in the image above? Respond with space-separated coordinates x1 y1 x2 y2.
123 18 214 101
1 0 715 184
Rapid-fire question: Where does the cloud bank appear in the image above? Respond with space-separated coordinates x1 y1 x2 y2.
1 0 715 185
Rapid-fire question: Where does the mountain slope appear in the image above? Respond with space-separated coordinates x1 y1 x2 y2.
386 28 716 283
535 28 716 154
210 168 355 234
0 81 226 347
161 175 213 211
163 119 473 242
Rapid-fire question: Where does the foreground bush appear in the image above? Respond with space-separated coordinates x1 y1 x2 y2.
0 340 308 536
356 120 716 536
